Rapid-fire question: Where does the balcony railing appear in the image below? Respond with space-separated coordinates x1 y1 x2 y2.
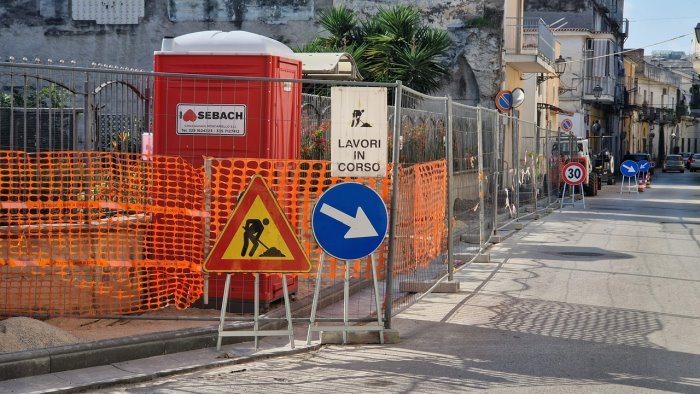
504 17 556 65
584 75 615 100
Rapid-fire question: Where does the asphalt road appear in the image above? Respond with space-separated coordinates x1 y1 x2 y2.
100 171 700 393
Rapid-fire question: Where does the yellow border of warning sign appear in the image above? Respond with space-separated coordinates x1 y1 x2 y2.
203 175 311 273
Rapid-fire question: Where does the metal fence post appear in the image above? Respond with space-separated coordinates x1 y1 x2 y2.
533 123 539 212
83 73 93 151
384 80 402 329
512 111 520 221
446 96 454 282
477 107 485 248
203 157 212 305
492 112 500 236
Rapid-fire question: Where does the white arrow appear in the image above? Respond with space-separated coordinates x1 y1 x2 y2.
319 203 378 239
622 164 635 173
640 163 648 169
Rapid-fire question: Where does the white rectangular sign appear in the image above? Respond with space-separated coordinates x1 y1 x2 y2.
176 104 246 136
558 112 585 139
330 87 388 177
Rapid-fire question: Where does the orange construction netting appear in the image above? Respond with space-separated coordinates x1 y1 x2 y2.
0 151 204 315
392 161 448 275
0 151 447 317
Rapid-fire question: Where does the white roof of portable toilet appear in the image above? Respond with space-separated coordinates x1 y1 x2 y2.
157 30 295 58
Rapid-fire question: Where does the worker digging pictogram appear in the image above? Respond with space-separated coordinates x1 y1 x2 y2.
350 109 372 127
204 175 311 273
241 217 285 257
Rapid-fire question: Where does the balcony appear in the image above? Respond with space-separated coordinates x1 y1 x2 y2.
504 17 557 74
639 106 675 125
583 76 615 103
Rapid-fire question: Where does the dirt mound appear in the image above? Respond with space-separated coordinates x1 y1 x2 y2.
0 317 82 353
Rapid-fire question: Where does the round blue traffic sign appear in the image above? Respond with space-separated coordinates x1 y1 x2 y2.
495 90 513 112
619 160 639 177
638 160 650 172
312 182 388 260
560 118 573 132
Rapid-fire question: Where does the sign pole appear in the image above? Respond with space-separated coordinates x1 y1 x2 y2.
254 273 260 351
282 274 295 349
370 253 384 344
343 260 350 344
306 252 325 345
216 273 232 351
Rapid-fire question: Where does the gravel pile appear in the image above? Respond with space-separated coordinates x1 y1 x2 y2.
0 317 82 353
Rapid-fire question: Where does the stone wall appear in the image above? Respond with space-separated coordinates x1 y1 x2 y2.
0 0 504 108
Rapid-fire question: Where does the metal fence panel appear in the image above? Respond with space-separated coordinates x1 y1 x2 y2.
0 59 564 331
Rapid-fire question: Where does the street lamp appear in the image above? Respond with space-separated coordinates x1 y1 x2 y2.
593 84 603 99
695 22 700 42
537 55 567 85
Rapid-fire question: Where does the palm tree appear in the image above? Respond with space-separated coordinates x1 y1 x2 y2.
299 5 451 93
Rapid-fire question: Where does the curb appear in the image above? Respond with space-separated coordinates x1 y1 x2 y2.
0 278 369 381
56 343 324 394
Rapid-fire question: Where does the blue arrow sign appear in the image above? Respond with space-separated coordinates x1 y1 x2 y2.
620 160 639 177
638 160 650 172
312 182 388 260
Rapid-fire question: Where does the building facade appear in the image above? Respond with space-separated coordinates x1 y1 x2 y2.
524 0 627 162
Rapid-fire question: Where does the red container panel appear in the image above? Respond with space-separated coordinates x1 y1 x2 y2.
153 54 301 167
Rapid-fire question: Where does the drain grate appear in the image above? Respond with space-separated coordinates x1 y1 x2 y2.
557 251 605 257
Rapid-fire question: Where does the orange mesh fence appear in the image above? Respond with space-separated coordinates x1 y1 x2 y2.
206 158 390 284
0 151 204 315
1 150 448 318
393 161 448 275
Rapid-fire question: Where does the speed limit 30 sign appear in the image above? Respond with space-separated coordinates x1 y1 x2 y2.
562 162 587 186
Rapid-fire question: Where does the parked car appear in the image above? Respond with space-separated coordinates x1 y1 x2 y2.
689 153 700 172
680 152 692 168
662 154 685 173
622 152 654 174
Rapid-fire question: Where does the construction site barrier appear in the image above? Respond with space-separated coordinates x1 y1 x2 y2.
1 150 448 317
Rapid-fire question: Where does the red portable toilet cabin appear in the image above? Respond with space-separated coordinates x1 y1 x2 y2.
152 31 302 312
153 30 301 166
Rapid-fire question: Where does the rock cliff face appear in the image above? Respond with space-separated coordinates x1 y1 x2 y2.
0 0 503 107
335 0 503 106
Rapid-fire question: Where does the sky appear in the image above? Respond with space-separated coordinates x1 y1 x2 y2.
624 0 700 54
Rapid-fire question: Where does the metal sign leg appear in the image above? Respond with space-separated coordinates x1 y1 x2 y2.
254 273 259 351
282 274 294 349
560 184 565 209
216 273 232 351
343 260 350 344
282 274 295 349
370 253 384 344
306 253 325 345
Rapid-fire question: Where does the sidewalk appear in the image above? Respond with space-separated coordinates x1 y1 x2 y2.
3 177 700 392
0 263 507 394
0 241 513 393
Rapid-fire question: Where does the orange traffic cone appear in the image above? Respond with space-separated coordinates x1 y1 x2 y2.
645 173 651 188
638 178 645 192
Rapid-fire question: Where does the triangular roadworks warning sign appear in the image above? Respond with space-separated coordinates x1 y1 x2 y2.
203 175 311 273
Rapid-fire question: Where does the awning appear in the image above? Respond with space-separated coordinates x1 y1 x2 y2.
295 52 362 81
